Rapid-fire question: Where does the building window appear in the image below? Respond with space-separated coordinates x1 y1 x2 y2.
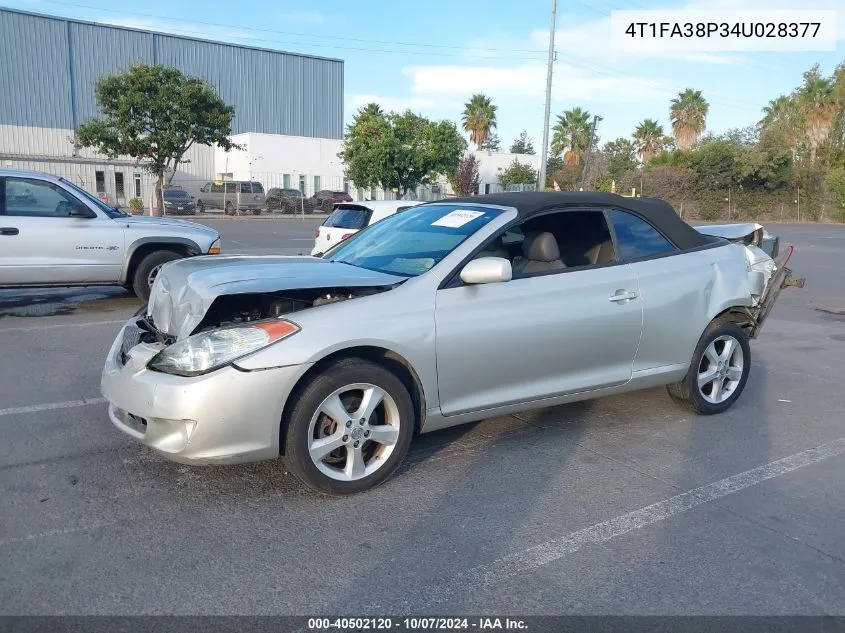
283 174 291 189
343 180 349 194
95 170 106 194
298 174 306 194
114 172 125 199
484 183 491 194
134 174 142 198
313 175 321 192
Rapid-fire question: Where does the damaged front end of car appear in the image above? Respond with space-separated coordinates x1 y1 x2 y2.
119 255 406 376
696 223 805 339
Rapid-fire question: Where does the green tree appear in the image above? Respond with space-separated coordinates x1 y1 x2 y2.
75 64 238 216
498 159 538 188
633 119 666 164
689 139 740 190
510 130 536 154
339 109 466 197
462 93 497 150
760 95 805 160
826 167 845 221
670 88 709 149
602 138 638 180
360 102 384 117
480 133 502 151
551 107 593 164
448 154 481 196
796 64 839 163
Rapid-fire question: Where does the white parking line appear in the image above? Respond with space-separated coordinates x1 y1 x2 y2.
0 319 126 333
392 437 845 610
0 397 108 417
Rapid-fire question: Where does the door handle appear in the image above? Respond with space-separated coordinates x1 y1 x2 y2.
1 227 19 236
609 290 638 302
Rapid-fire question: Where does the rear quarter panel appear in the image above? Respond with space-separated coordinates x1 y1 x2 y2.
632 243 752 372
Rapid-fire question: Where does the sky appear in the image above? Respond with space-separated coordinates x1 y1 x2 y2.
4 0 844 152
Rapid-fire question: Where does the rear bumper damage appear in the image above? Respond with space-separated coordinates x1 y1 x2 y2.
748 244 805 339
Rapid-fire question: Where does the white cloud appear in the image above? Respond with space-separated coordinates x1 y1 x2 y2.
403 62 676 105
346 94 444 113
278 11 329 26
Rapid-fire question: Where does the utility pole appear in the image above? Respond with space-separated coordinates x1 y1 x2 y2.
580 114 602 190
537 0 557 192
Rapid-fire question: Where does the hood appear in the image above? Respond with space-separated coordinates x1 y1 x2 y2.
147 255 405 339
123 215 213 231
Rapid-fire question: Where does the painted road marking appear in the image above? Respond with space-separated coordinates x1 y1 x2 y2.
378 437 845 610
0 319 126 333
0 397 108 417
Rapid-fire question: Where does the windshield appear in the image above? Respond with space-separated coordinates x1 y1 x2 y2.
60 179 128 218
164 189 190 199
324 206 371 230
324 204 502 277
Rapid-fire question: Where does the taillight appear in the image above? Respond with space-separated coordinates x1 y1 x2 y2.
341 232 353 241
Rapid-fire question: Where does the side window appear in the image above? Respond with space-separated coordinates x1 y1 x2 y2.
200 184 209 193
4 178 82 218
608 209 676 261
210 183 222 193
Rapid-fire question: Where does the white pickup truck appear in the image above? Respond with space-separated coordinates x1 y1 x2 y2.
0 169 221 300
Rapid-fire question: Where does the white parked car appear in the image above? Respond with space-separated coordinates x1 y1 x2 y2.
311 200 422 256
0 169 221 300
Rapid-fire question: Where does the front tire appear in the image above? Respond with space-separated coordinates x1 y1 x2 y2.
196 200 205 213
667 320 751 415
283 359 415 495
132 250 181 301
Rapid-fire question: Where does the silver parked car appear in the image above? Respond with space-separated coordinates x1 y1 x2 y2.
196 181 265 215
101 192 804 495
0 169 221 300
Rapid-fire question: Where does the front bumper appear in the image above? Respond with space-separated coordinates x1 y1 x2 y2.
101 318 312 465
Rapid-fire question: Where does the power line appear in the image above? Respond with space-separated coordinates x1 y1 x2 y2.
33 0 549 55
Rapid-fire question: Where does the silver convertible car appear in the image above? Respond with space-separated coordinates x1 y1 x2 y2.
101 192 803 494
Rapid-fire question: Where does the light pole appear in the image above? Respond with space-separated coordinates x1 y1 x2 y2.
580 114 602 190
537 0 558 192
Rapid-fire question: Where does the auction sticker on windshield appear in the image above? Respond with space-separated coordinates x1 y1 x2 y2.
432 209 485 228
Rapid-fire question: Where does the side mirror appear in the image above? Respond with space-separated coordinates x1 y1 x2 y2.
69 204 94 218
460 257 512 285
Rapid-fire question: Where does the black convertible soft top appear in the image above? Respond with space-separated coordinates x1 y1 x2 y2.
425 192 714 251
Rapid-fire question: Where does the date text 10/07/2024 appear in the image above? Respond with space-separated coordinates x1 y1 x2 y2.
307 618 528 630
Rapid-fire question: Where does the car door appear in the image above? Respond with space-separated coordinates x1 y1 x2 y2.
434 211 643 417
0 176 124 285
605 208 715 372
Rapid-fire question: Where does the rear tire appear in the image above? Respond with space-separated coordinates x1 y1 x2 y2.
667 320 751 415
197 200 205 213
132 250 181 301
283 359 415 495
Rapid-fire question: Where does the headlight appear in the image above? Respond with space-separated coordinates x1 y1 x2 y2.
208 237 221 255
148 320 299 376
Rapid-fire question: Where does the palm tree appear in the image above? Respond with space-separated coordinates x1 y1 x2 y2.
633 119 665 164
760 95 804 159
670 89 709 149
795 65 838 163
462 94 497 150
551 107 592 165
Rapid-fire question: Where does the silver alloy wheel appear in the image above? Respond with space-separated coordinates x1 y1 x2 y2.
307 383 401 481
697 334 744 404
147 264 162 290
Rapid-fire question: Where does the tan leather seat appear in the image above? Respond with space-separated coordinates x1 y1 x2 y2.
586 239 615 265
513 232 565 275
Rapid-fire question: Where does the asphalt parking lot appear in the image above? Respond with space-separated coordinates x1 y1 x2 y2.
1 219 844 615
